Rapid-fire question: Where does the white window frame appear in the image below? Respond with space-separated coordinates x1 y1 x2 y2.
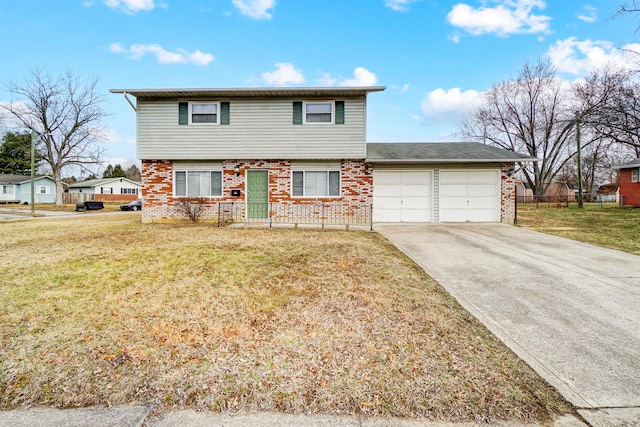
174 170 223 197
291 170 341 198
188 101 220 125
37 185 50 194
2 185 15 194
632 169 639 183
303 101 334 125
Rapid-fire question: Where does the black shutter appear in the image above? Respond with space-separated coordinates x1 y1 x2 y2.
293 101 303 125
335 101 345 125
178 102 188 125
220 102 230 125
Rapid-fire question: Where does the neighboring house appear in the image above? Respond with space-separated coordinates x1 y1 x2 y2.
514 180 534 202
110 86 536 224
67 177 142 202
614 159 640 206
0 174 57 204
544 182 576 202
595 183 619 203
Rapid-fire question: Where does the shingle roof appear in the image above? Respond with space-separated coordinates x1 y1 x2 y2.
0 174 29 184
366 142 538 163
0 174 54 185
613 159 640 169
67 177 142 188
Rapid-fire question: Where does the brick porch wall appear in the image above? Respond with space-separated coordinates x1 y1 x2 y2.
500 162 516 224
141 159 373 223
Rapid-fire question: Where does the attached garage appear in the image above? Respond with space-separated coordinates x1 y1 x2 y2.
367 142 538 224
372 170 433 222
439 170 500 222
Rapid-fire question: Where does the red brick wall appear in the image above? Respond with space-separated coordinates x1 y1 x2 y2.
619 169 640 206
500 163 516 224
141 159 373 222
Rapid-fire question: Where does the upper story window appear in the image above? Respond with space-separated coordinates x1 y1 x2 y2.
304 102 333 124
293 101 345 125
179 102 230 125
190 102 219 125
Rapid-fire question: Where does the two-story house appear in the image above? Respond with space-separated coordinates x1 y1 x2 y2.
110 87 535 224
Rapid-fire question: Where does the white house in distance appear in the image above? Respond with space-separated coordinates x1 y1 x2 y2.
0 174 57 204
67 177 142 202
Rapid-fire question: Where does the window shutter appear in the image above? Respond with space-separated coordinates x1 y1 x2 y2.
335 101 345 124
220 102 230 125
293 101 303 125
178 102 188 125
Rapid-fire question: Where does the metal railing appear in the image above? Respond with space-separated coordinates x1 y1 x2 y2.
216 202 373 229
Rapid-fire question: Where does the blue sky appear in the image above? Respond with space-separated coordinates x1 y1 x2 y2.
1 0 639 175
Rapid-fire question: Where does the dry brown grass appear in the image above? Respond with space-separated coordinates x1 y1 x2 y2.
517 203 640 255
0 215 573 422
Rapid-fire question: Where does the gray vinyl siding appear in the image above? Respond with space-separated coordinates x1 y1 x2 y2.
137 97 366 160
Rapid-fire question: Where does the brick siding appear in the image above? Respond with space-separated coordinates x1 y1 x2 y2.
619 169 640 206
500 162 516 224
141 159 373 223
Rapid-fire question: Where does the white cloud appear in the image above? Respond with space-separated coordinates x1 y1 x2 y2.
110 43 214 65
104 0 155 13
421 87 483 124
261 63 305 85
400 84 410 93
577 5 597 23
547 37 640 75
316 72 338 86
447 0 551 37
232 0 276 20
385 0 416 12
341 67 378 86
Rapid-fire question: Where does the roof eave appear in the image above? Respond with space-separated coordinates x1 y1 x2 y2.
366 158 540 163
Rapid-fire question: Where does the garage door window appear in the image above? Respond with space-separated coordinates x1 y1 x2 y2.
292 171 340 197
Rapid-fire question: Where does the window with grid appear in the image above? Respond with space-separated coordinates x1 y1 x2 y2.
174 171 222 197
292 170 340 197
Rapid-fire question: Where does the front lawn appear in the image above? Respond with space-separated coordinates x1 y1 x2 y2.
0 215 572 422
517 203 640 255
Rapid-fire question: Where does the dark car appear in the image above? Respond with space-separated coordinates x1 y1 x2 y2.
120 200 142 211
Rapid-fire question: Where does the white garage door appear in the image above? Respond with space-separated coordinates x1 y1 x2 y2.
439 170 500 222
373 170 433 222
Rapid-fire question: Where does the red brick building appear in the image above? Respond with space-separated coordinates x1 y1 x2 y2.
615 159 640 207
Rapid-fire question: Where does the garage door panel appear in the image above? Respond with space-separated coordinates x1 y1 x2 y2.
443 184 468 197
440 170 500 222
373 170 433 222
402 184 432 197
375 184 401 197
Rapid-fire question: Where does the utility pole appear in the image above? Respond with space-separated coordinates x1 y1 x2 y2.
30 129 36 215
575 112 584 209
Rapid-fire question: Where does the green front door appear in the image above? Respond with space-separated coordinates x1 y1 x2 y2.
246 170 269 219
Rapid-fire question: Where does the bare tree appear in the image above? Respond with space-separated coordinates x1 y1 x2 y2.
1 69 107 205
575 66 640 153
459 58 577 195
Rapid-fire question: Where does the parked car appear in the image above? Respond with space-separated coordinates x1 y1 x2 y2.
120 200 142 211
75 201 105 212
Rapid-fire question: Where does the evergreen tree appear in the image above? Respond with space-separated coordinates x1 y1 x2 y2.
125 164 141 181
112 164 127 177
0 131 40 175
102 164 114 178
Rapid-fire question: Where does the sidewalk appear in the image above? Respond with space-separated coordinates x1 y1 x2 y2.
0 405 586 427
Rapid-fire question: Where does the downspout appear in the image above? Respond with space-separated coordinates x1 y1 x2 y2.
123 92 137 112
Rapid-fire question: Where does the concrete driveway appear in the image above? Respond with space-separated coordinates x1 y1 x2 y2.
376 223 640 427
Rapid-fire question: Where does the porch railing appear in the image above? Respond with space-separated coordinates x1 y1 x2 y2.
216 202 373 229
